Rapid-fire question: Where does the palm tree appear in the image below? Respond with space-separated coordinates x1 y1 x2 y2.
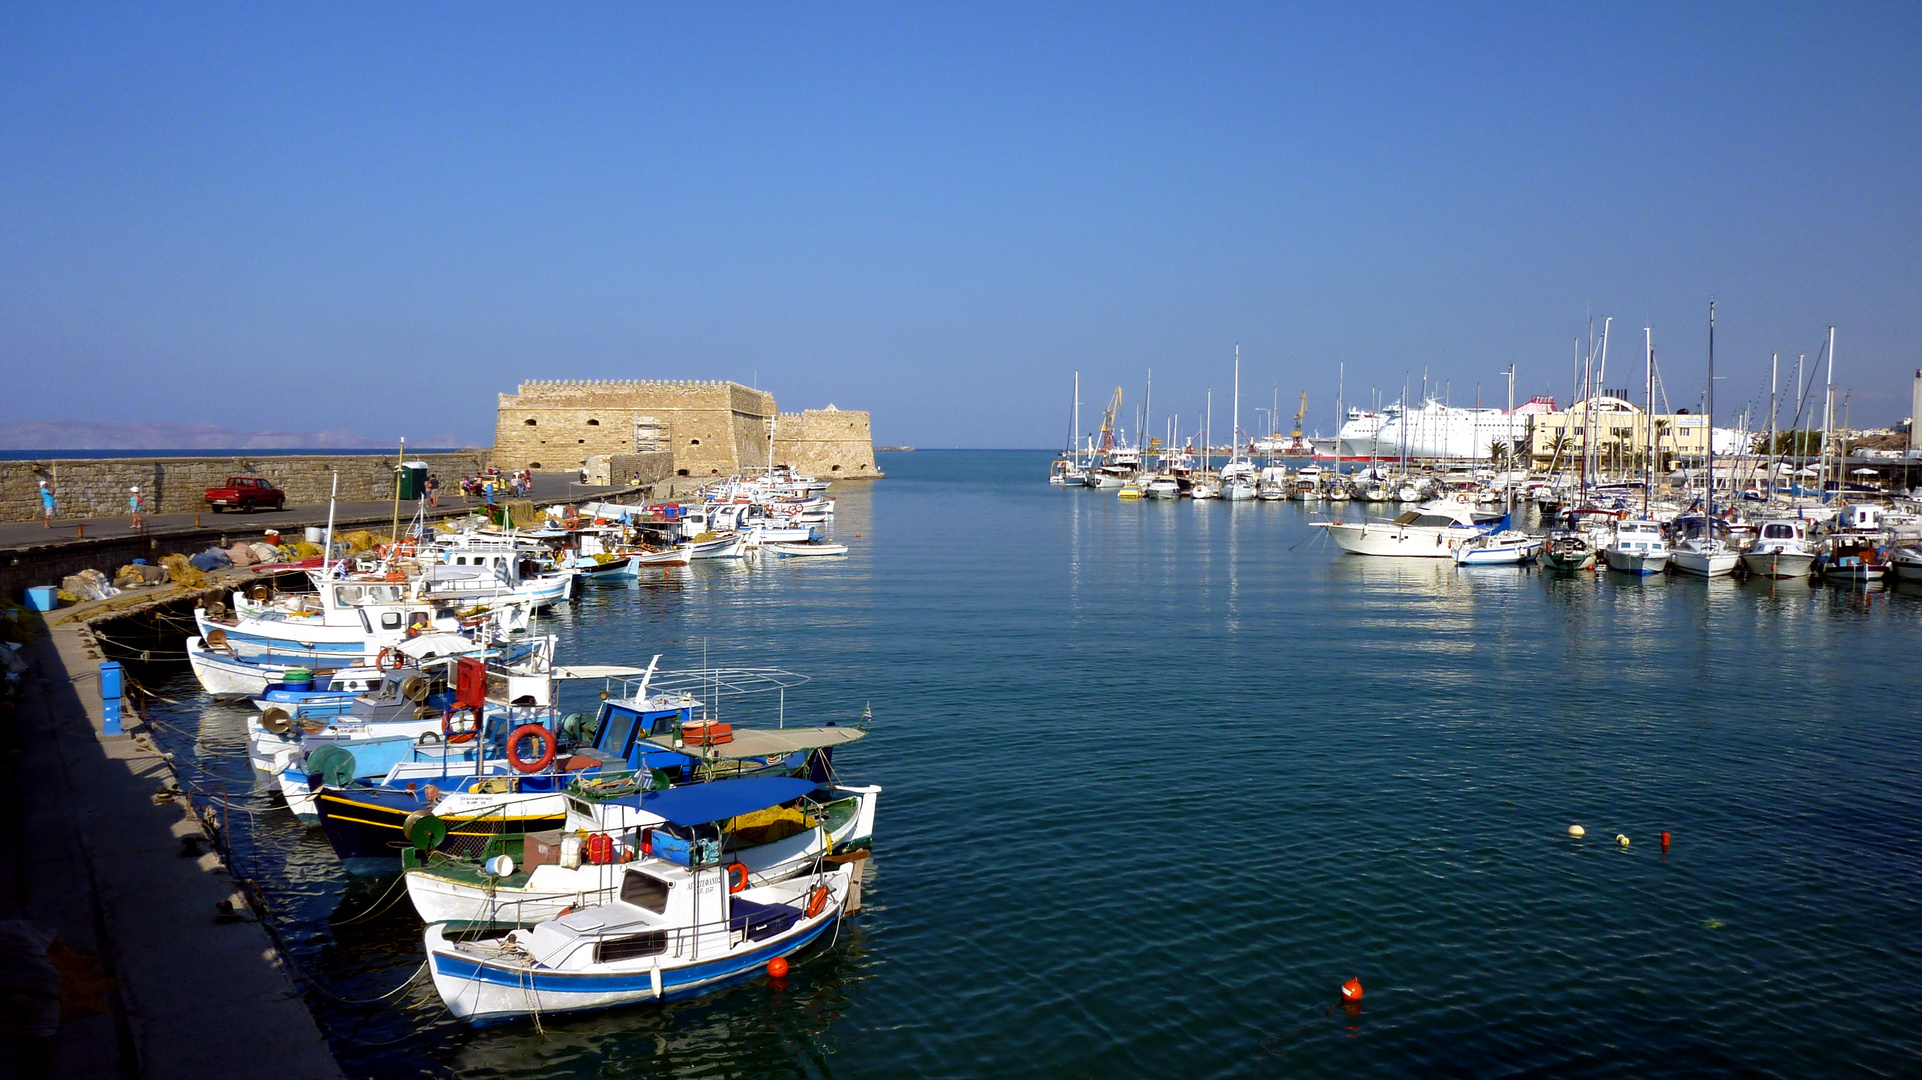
1544 432 1574 474
1653 419 1672 475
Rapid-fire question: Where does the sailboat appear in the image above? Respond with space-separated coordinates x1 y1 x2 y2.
1051 373 1089 486
1670 304 1739 577
1220 346 1258 500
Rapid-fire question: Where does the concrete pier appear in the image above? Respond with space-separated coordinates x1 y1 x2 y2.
4 575 344 1079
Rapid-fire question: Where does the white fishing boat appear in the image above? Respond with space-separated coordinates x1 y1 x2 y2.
1740 520 1817 579
1601 519 1669 576
404 775 879 927
760 541 849 557
685 536 747 560
1315 499 1489 558
425 854 853 1024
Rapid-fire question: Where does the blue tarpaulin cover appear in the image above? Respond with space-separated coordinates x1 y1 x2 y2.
632 776 814 826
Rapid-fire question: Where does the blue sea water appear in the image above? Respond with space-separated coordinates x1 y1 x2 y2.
146 449 1922 1078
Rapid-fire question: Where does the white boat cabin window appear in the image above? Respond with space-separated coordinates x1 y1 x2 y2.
619 870 672 914
594 930 667 963
381 612 403 629
1762 524 1797 539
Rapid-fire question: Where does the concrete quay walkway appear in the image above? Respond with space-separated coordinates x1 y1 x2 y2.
3 572 345 1079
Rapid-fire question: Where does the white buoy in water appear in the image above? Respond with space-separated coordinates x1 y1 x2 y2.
1616 834 1631 847
1568 825 1585 838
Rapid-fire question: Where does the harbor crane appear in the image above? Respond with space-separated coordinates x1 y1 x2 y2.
1096 387 1124 451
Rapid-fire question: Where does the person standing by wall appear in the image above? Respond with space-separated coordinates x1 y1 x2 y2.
425 473 440 508
128 485 144 530
38 480 55 527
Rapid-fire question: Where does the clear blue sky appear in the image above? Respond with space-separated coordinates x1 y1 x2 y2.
4 4 1918 446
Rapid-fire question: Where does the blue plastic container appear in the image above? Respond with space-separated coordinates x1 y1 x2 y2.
99 661 123 701
24 586 58 611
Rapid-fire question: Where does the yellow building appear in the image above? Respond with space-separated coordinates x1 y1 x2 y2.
1527 396 1720 471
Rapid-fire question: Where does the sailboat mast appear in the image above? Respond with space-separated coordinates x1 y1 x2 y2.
1767 354 1778 500
1504 364 1515 516
1232 345 1241 463
1821 326 1836 501
1644 328 1654 517
1706 301 1716 526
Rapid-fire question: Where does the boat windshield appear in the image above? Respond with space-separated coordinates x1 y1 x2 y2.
1392 511 1420 525
1409 514 1461 527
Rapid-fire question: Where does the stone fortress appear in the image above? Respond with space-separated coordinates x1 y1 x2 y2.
491 379 882 482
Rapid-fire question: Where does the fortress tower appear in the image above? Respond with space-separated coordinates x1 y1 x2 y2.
493 379 880 479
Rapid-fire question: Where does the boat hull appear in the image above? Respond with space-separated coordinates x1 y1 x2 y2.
1323 523 1471 558
1740 551 1815 579
1601 549 1668 576
1670 550 1740 577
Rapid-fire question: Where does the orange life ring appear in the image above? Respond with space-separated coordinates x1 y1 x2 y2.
726 862 749 894
442 705 482 744
506 724 556 773
804 884 829 918
638 827 654 857
376 647 401 672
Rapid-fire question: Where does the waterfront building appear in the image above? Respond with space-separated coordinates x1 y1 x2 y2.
1526 396 1744 471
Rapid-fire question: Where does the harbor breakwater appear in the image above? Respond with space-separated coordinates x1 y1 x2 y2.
0 452 488 524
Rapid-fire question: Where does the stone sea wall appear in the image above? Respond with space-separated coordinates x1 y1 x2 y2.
0 452 486 523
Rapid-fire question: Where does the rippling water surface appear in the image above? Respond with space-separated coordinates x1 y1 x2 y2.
147 449 1922 1078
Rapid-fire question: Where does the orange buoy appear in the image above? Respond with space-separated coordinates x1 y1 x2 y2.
1341 977 1363 1002
767 957 789 978
1660 831 1671 851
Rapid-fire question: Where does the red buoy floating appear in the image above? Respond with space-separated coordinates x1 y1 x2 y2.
767 957 789 979
1660 831 1671 852
1341 977 1364 1003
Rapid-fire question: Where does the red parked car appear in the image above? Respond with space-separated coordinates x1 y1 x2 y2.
204 476 286 513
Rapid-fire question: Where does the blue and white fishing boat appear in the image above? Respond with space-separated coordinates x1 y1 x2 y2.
425 838 854 1024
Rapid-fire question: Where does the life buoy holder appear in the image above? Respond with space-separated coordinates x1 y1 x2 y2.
375 646 402 672
804 884 829 918
442 705 482 744
726 862 749 894
506 723 556 774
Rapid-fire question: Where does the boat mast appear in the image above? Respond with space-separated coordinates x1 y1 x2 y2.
1767 353 1778 501
1205 388 1212 473
1820 326 1835 502
1145 368 1152 458
1644 328 1654 517
1706 301 1716 529
1232 344 1241 464
1504 364 1515 517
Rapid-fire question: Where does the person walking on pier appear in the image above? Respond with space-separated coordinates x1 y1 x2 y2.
128 485 145 530
38 480 55 527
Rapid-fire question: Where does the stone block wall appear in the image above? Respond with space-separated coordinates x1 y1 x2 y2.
0 451 486 523
493 379 777 477
772 408 883 479
582 451 675 489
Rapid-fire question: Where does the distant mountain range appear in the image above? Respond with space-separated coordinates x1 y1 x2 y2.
0 420 475 451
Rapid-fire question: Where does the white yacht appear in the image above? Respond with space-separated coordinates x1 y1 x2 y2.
1316 499 1488 558
1601 519 1669 576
